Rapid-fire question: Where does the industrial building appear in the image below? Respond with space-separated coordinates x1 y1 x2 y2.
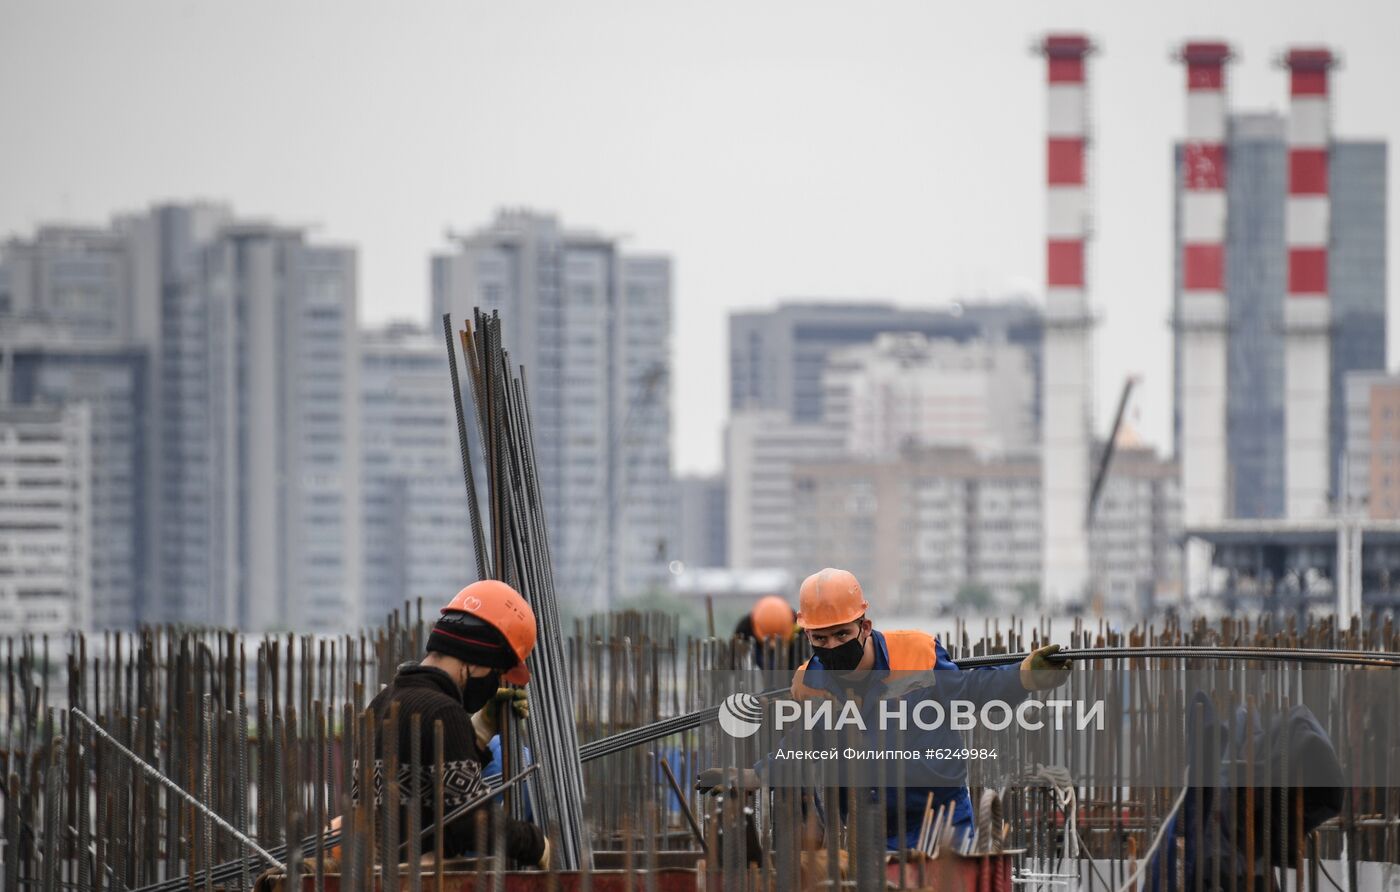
1172 74 1388 524
1169 44 1392 613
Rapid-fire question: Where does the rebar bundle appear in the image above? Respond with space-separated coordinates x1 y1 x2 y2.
446 310 590 869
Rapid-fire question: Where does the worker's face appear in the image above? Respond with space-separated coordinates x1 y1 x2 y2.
457 662 502 713
805 618 870 649
449 661 498 687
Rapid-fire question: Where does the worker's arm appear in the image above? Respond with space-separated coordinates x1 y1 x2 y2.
934 638 1034 704
433 702 547 866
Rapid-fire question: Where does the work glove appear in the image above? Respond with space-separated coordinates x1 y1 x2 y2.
694 766 761 795
472 686 529 750
1020 644 1071 692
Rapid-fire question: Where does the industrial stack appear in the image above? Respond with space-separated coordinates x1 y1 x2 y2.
1177 41 1233 599
1282 48 1337 519
1038 33 1096 610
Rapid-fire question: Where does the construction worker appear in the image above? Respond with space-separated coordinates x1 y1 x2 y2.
733 595 800 669
784 567 1070 850
353 580 550 868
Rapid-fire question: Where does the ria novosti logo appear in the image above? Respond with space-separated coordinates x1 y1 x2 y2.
717 693 1106 739
717 693 765 738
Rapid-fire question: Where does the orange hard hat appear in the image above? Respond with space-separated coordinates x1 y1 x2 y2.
750 596 796 642
796 568 868 629
441 580 537 685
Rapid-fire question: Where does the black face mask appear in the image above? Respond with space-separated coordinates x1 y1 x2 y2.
813 631 867 673
461 671 501 714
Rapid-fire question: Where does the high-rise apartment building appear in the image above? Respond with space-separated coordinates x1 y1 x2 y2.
0 329 148 630
431 210 672 609
725 410 843 572
360 323 472 621
0 405 90 634
671 474 727 570
788 443 1179 614
822 333 1036 460
1088 439 1183 607
1343 371 1400 519
729 300 1043 425
125 207 365 631
118 203 233 625
0 227 134 340
1173 113 1387 519
725 301 1042 579
0 225 153 631
199 225 362 632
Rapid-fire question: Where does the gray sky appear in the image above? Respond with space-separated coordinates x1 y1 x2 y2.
3 0 1397 474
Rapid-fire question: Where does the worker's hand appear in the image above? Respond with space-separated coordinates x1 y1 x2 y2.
472 686 529 749
536 836 552 870
1020 644 1070 692
694 767 761 795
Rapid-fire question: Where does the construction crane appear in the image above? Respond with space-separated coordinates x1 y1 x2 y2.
1085 375 1138 528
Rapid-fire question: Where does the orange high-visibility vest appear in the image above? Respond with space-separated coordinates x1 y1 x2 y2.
790 630 939 699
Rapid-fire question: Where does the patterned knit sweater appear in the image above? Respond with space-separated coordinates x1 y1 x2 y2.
351 664 545 865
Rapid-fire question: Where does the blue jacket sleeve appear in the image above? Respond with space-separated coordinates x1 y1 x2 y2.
932 640 1029 705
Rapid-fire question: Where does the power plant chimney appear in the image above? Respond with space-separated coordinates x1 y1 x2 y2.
1282 47 1336 518
1038 33 1095 608
1177 41 1232 597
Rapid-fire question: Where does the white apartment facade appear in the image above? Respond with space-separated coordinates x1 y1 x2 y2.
725 409 843 572
0 405 90 634
823 332 1036 461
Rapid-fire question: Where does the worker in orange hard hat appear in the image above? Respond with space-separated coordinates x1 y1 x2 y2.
783 568 1069 850
351 580 550 868
732 595 801 669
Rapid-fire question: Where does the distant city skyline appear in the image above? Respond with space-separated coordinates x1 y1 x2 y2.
3 1 1399 476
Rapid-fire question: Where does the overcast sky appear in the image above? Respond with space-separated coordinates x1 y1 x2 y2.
3 0 1397 474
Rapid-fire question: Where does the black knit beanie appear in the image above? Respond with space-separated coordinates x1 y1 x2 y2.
427 610 518 670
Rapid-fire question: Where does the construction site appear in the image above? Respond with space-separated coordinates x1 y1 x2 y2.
3 17 1400 892
0 308 1395 892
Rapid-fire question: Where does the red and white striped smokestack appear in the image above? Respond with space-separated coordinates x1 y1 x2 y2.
1039 33 1094 608
1282 47 1336 518
1044 34 1090 304
1177 41 1232 597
